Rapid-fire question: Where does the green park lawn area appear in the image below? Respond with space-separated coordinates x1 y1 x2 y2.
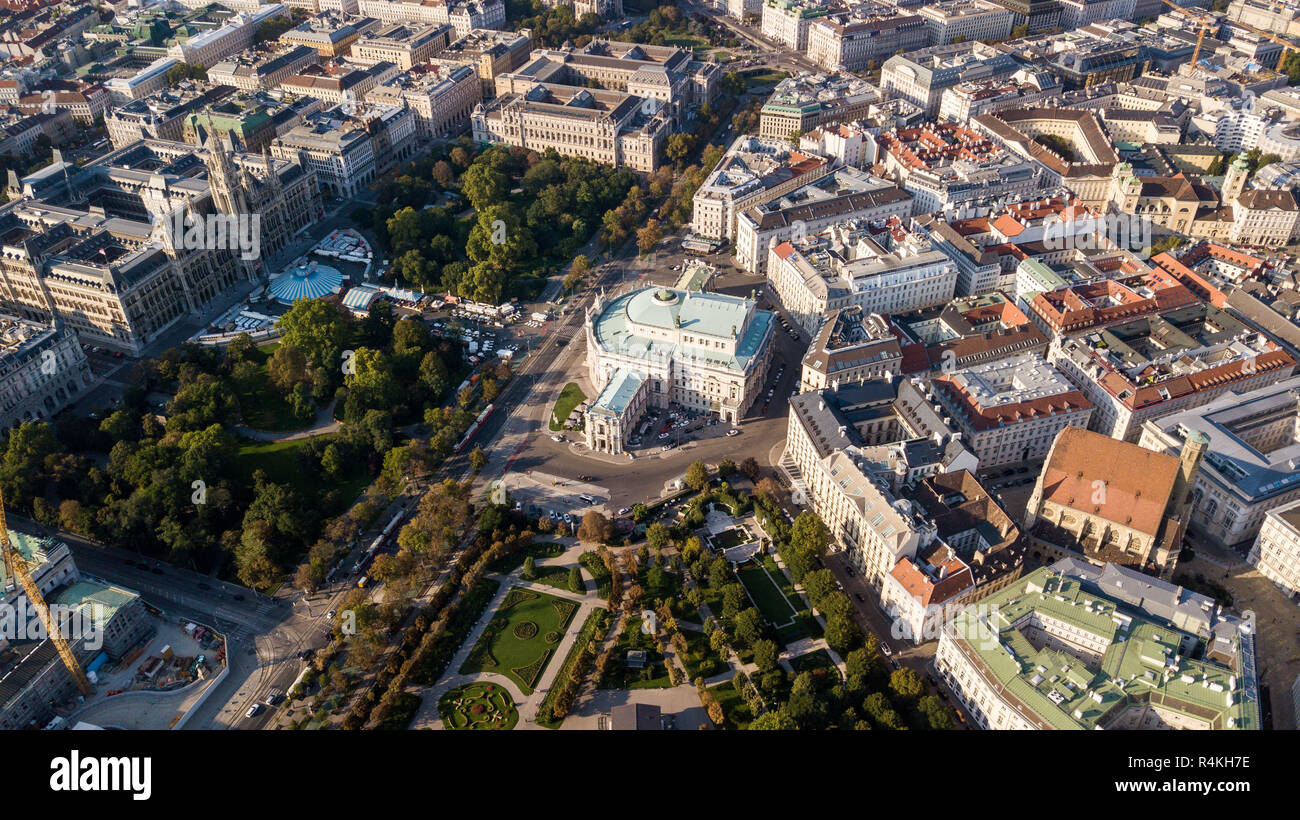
743 69 789 89
710 527 751 550
736 560 799 627
460 587 579 694
548 382 586 431
528 564 576 592
679 628 729 681
235 436 371 510
234 362 311 432
664 33 709 48
710 679 753 730
599 616 672 690
489 541 565 574
790 649 840 683
231 343 315 432
438 682 518 730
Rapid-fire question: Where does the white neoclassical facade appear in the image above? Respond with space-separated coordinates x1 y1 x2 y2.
584 286 775 440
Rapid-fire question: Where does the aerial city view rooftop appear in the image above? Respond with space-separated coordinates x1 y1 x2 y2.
0 0 1298 788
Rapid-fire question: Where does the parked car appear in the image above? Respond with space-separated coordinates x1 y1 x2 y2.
551 434 564 442
245 704 264 718
727 429 740 437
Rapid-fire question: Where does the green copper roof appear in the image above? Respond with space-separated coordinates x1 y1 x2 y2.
949 566 1257 730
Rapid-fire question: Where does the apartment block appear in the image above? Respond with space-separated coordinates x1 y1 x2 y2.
734 165 910 275
692 135 831 241
351 22 453 69
930 352 1094 470
767 216 959 336
758 73 880 140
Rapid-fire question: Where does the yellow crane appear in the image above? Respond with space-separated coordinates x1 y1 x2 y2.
0 491 94 697
1159 0 1218 67
1226 17 1300 72
1160 0 1300 72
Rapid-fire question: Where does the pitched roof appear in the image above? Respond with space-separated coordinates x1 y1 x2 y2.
1038 427 1180 536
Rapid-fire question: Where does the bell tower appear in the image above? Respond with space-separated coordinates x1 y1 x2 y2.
1222 154 1250 207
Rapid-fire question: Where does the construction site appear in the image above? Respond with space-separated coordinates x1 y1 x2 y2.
0 491 227 730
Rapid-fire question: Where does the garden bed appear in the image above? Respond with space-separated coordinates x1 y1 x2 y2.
459 587 579 694
438 682 518 730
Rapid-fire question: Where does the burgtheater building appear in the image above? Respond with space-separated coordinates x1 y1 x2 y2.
583 286 775 454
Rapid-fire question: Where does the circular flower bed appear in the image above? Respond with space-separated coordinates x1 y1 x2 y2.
544 631 561 644
513 620 539 640
439 683 519 730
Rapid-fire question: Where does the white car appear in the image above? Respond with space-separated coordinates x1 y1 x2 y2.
879 642 893 657
246 704 264 718
727 429 740 437
551 435 564 442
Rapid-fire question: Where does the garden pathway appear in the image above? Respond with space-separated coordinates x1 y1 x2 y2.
234 400 341 442
409 564 603 730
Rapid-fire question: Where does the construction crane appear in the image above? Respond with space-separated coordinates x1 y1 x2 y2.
1224 16 1300 72
0 491 94 697
1159 0 1300 72
1158 0 1219 67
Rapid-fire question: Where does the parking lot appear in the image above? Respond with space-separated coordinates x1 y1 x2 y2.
500 470 614 532
426 310 528 367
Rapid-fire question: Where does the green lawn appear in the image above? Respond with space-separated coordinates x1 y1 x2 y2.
439 682 518 730
710 527 752 550
233 343 314 431
761 554 808 614
679 628 729 681
599 616 672 690
743 70 789 89
664 33 709 48
234 365 312 432
460 587 579 694
790 648 840 684
489 541 565 574
710 679 753 729
235 436 370 508
580 551 611 598
528 564 577 593
736 561 799 627
548 382 587 431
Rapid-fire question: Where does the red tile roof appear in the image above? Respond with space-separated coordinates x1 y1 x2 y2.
1038 426 1180 536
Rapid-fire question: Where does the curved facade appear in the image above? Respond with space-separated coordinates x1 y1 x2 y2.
584 286 774 429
